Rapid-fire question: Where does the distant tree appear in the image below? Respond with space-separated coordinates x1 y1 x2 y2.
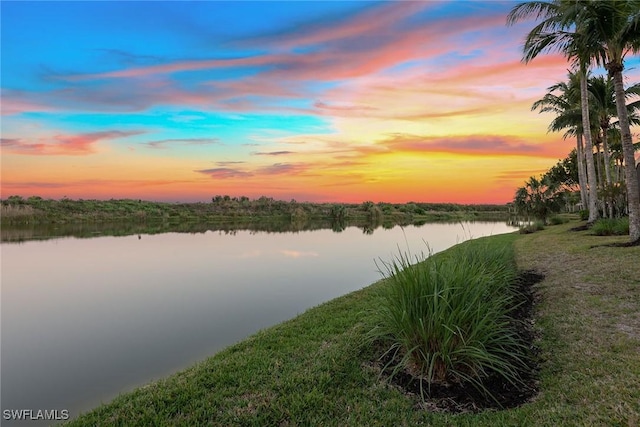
514 176 563 224
544 152 578 191
330 204 347 221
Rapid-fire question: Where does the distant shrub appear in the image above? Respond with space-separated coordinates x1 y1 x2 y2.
579 210 589 221
519 221 545 234
0 204 35 218
290 207 308 221
370 240 528 400
591 217 629 236
549 216 568 225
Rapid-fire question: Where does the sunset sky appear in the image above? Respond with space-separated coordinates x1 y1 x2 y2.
2 1 639 204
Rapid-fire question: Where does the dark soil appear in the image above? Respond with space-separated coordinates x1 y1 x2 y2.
372 270 545 414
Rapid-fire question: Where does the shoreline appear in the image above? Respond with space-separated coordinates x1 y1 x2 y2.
61 219 640 426
0 196 509 226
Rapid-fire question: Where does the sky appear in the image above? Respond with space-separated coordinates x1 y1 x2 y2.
2 1 639 204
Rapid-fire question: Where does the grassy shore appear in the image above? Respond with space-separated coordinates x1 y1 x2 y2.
64 220 639 426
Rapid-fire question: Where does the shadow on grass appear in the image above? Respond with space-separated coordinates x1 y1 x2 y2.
569 224 590 232
589 238 640 248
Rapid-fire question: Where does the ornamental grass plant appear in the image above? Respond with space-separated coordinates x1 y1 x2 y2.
370 239 529 402
591 217 630 236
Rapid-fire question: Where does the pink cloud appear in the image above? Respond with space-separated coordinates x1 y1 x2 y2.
256 162 313 176
144 138 220 149
252 151 295 156
194 161 318 181
2 0 577 153
1 130 143 155
61 54 297 81
380 133 544 156
249 2 431 47
1 178 197 192
47 5 509 88
1 90 58 115
250 11 512 83
313 101 377 117
195 168 253 179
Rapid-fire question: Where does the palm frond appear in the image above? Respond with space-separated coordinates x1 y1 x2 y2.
506 1 562 27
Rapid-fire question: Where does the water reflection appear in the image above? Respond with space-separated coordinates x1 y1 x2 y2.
1 221 517 425
0 214 502 243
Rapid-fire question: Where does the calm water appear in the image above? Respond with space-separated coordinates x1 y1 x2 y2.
1 221 516 425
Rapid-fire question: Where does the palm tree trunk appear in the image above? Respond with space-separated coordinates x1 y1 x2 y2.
594 141 604 189
593 139 608 218
576 133 588 209
602 128 613 219
612 69 640 242
618 160 623 183
580 70 599 223
602 129 612 186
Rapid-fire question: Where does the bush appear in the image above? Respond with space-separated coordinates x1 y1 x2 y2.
579 210 589 221
370 240 528 400
519 221 545 234
591 217 630 236
549 216 568 225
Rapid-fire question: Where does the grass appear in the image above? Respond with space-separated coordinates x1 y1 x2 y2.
64 221 640 426
591 217 630 236
369 238 527 401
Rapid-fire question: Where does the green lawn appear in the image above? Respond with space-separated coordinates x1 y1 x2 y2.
65 220 640 427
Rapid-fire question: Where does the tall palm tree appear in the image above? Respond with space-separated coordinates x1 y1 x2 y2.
531 72 589 208
507 0 601 223
589 75 616 186
577 0 640 241
589 76 640 186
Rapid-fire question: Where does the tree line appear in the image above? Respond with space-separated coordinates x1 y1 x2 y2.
507 0 640 243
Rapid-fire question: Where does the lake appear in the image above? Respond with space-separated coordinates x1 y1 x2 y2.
1 221 517 425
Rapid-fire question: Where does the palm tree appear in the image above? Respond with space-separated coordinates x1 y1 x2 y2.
589 76 640 187
507 0 601 223
531 72 589 208
514 175 563 224
575 0 640 241
589 75 616 186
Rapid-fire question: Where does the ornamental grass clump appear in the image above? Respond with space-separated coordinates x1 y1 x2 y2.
371 240 528 401
591 217 630 236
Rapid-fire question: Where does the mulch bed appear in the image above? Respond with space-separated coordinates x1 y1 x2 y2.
372 270 545 414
